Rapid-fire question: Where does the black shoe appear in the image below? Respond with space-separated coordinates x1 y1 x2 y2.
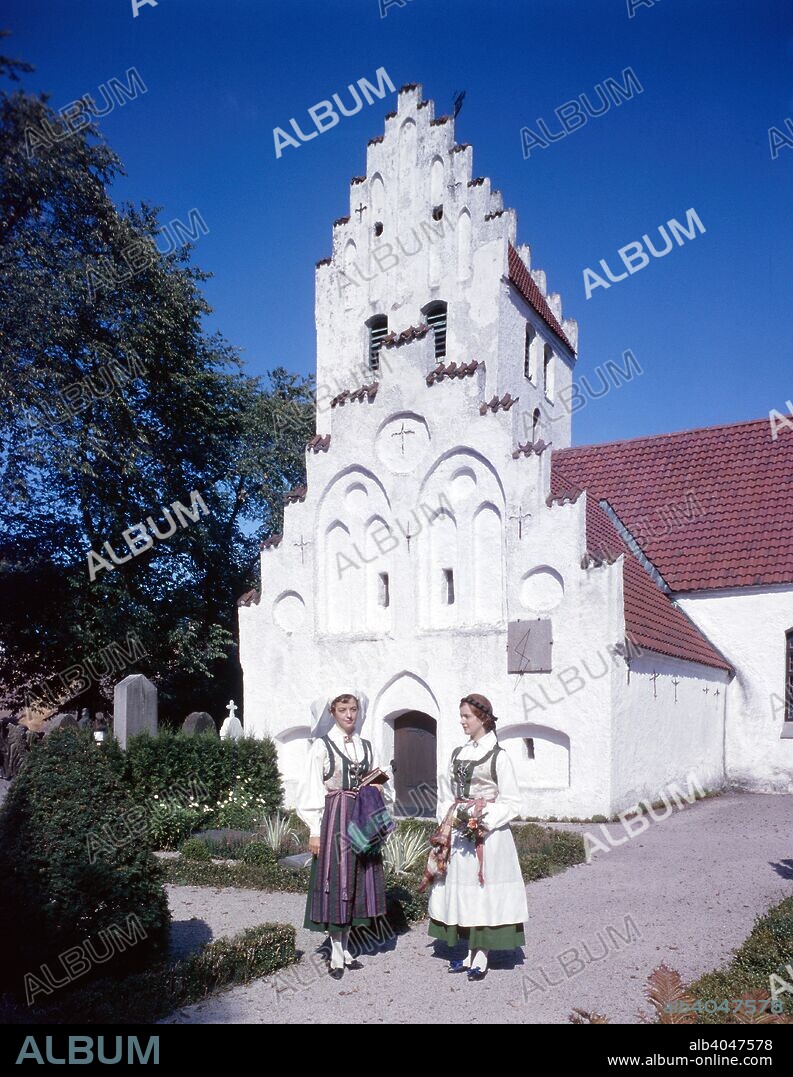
467 967 487 981
448 959 469 974
329 966 344 980
344 960 363 970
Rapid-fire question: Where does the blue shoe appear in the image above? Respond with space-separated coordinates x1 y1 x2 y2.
448 959 469 973
467 967 487 981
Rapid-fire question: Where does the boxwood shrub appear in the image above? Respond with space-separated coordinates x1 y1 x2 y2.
0 729 170 999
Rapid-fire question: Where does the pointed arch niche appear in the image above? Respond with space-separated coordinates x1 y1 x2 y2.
317 467 392 634
371 670 441 805
417 449 506 629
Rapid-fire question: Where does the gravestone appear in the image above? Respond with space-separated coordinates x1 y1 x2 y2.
45 713 78 734
114 674 158 749
182 711 217 736
220 700 243 741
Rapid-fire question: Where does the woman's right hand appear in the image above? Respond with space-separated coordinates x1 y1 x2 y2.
308 836 320 856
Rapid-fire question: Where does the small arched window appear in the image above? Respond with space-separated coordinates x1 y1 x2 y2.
524 324 536 380
422 301 447 360
786 628 793 722
543 344 554 400
531 408 541 441
367 315 388 371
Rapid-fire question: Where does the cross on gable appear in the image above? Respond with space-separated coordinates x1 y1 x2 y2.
391 422 415 455
671 677 680 703
294 534 310 564
650 670 659 698
508 505 531 539
355 202 367 220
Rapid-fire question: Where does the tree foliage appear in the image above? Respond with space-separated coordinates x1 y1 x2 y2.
0 38 315 722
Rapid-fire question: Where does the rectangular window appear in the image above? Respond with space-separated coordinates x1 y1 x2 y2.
524 737 535 760
786 629 793 722
369 318 388 371
442 568 455 605
378 572 390 608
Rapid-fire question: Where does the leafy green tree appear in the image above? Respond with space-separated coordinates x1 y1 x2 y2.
0 38 315 722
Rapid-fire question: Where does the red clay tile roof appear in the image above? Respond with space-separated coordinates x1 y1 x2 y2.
330 382 379 407
512 438 551 459
507 244 574 355
426 359 481 385
237 589 260 607
382 324 431 348
579 497 731 672
261 534 282 550
479 393 519 415
552 417 793 592
306 434 331 453
283 486 307 505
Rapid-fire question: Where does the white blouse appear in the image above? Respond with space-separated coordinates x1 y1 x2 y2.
295 723 394 838
436 731 523 830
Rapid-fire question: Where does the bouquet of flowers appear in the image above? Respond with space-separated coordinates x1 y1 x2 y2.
453 804 488 844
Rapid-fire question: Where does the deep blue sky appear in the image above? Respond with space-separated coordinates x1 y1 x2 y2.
4 0 792 446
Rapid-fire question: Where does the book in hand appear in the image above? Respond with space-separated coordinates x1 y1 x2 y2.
359 767 389 787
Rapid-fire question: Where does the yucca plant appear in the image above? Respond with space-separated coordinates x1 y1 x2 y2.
382 824 429 876
256 812 300 855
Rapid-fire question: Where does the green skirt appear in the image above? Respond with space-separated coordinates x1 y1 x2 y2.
303 851 380 934
428 918 525 950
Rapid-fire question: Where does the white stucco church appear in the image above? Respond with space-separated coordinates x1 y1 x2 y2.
238 82 793 818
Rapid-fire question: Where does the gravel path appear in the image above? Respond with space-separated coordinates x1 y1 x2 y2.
159 792 793 1024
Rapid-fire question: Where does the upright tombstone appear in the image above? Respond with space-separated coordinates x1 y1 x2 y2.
44 713 78 735
182 711 217 736
220 700 243 741
114 674 158 749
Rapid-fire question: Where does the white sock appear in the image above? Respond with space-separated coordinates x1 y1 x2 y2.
341 927 354 964
329 932 344 969
463 949 473 968
471 949 488 972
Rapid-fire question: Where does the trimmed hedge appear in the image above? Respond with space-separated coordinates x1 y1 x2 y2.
0 729 170 999
107 729 283 835
12 923 297 1025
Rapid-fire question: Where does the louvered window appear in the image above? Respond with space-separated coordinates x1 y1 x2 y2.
423 301 447 360
786 629 793 722
368 315 388 371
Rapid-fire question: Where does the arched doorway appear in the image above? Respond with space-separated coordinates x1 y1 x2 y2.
392 711 437 818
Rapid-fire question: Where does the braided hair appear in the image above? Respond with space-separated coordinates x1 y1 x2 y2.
460 693 498 733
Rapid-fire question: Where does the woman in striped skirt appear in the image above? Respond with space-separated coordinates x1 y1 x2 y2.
296 692 392 979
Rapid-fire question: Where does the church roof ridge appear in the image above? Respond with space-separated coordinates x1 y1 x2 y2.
555 414 774 455
551 416 793 591
507 244 575 355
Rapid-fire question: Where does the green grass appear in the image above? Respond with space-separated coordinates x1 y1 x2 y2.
686 896 793 1023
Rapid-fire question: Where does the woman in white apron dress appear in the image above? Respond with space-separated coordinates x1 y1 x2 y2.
427 694 528 980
